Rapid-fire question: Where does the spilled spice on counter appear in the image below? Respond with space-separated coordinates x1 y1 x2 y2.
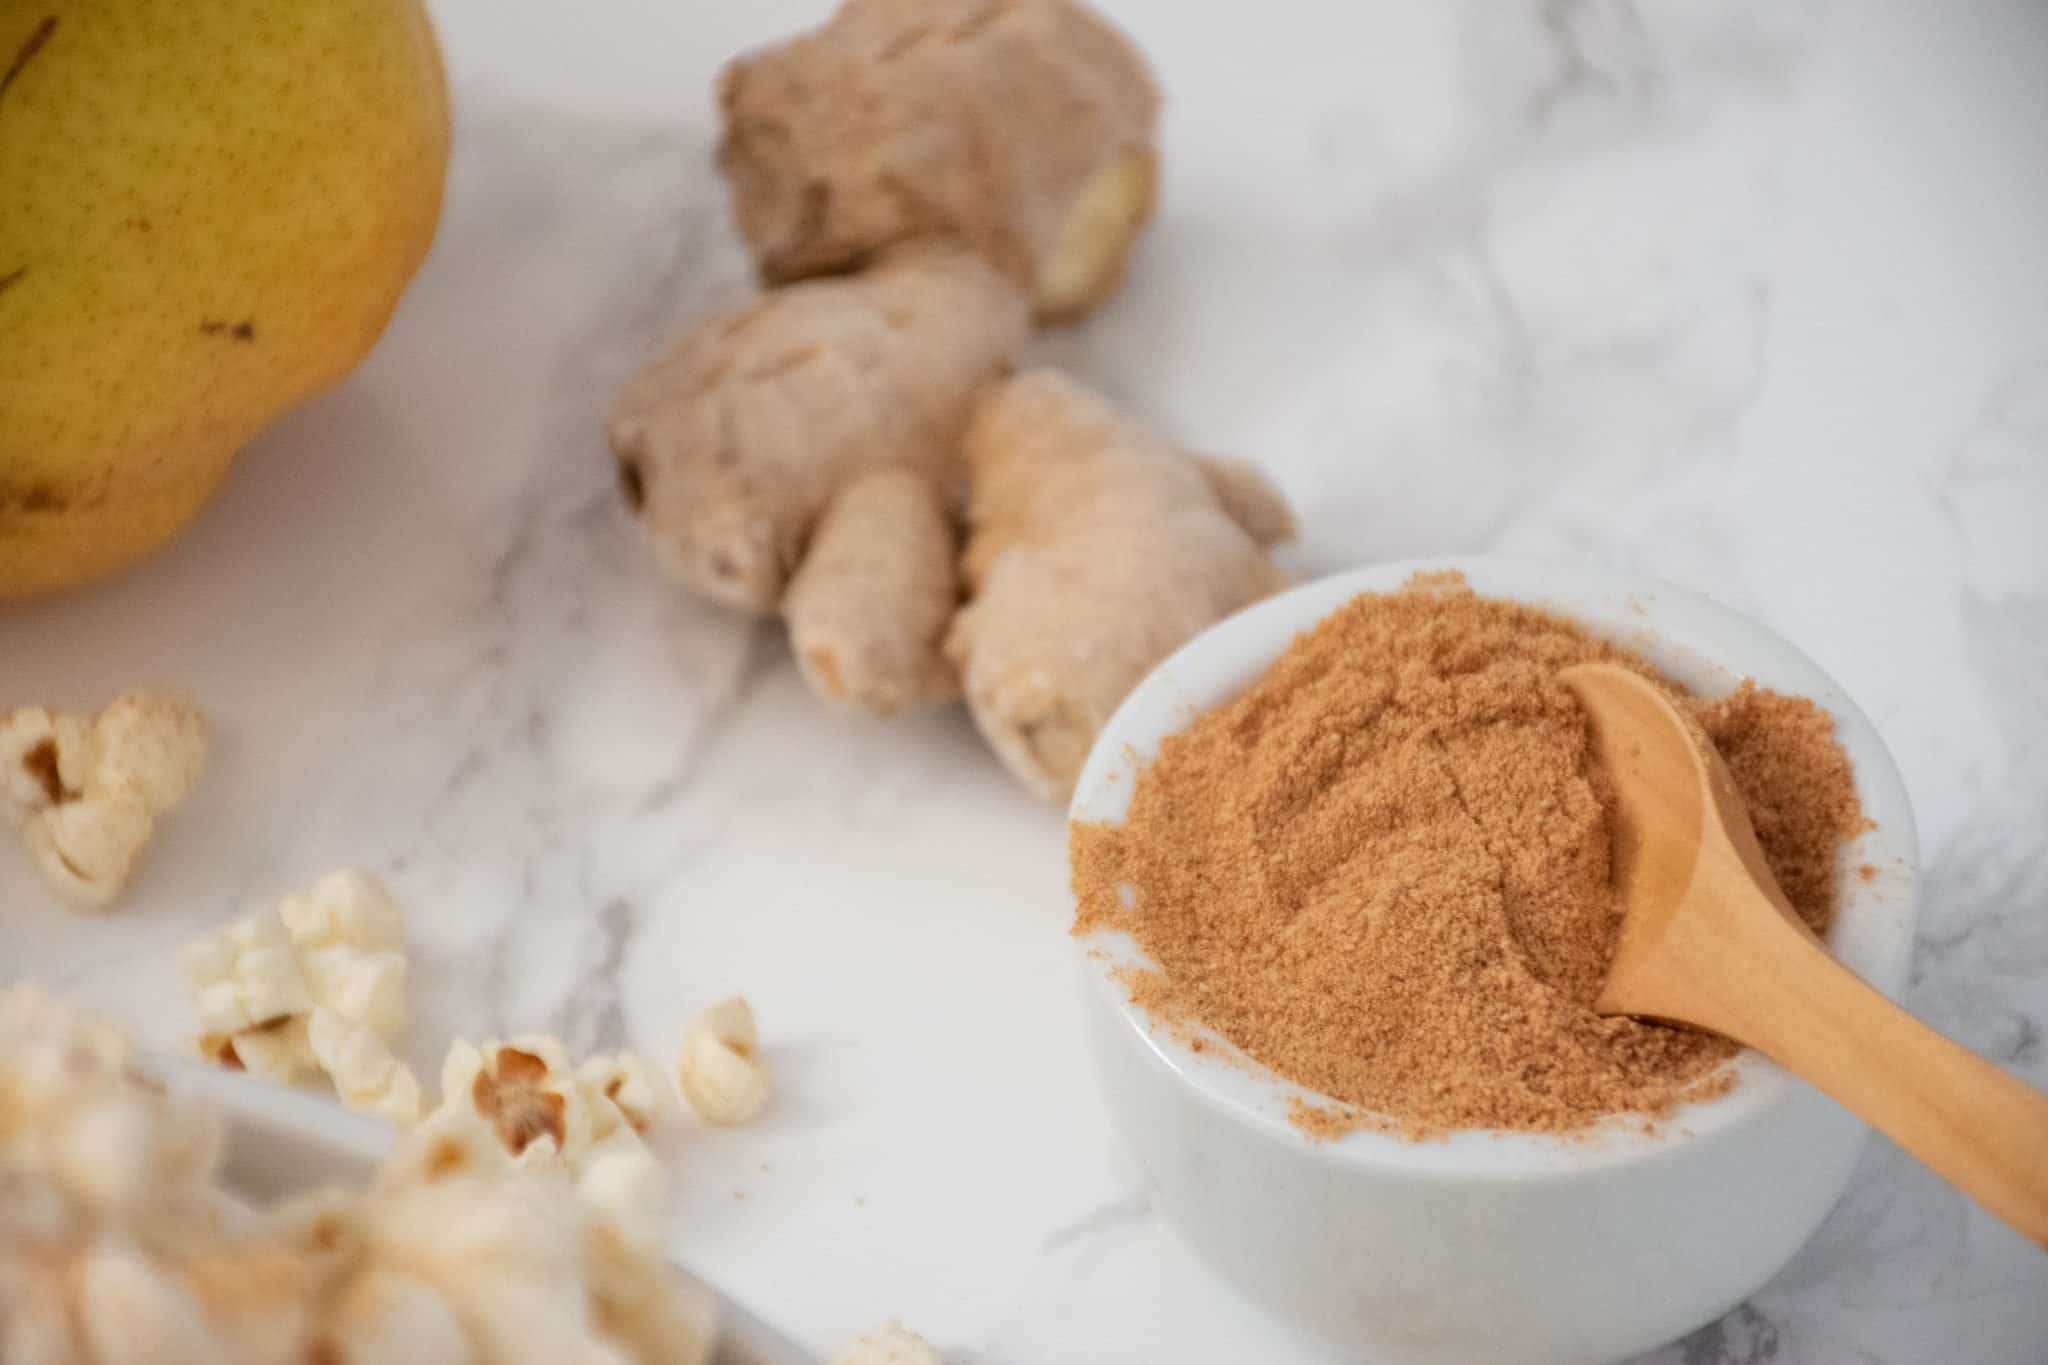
1071 575 1864 1137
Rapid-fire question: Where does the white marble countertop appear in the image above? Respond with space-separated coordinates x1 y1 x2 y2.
7 1 2046 1361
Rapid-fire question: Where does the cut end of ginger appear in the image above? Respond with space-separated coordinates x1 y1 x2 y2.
1035 146 1159 322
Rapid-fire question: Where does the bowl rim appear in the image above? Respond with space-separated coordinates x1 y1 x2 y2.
1068 555 1922 1180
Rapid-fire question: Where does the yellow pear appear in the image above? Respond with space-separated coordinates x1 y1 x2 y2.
0 0 449 598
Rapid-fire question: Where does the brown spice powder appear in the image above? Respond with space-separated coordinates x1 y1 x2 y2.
1071 576 1865 1137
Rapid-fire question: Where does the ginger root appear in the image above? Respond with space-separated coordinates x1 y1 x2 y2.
608 1 1302 790
719 0 1159 322
608 243 1027 616
947 371 1293 798
784 467 962 714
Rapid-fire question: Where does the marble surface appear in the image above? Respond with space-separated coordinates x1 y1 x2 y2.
6 0 2046 1360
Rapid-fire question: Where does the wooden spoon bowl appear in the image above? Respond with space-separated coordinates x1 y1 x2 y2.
1562 661 2048 1248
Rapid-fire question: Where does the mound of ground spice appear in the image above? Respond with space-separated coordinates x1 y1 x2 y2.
1071 576 1864 1137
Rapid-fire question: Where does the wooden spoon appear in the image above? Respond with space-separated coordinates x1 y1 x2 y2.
1559 661 2048 1247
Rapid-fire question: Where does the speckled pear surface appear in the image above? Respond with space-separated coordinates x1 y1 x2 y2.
0 0 448 597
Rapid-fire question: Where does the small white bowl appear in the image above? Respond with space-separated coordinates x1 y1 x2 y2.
1068 558 1919 1365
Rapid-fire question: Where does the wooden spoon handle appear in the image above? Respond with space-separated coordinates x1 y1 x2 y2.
1697 924 2048 1247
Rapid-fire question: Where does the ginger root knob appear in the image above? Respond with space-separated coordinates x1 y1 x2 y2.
947 371 1294 799
607 243 1028 614
718 0 1160 323
784 467 962 715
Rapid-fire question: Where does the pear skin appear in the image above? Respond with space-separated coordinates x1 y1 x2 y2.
0 0 450 597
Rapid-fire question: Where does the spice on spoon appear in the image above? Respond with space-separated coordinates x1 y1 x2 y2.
1071 575 1864 1137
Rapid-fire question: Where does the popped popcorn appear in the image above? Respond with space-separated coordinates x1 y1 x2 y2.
0 705 90 812
183 909 322 1083
435 1037 595 1167
88 690 209 812
309 1008 422 1127
582 1203 721 1365
178 874 709 1189
408 1039 686 1236
357 1172 597 1360
676 997 771 1126
350 1108 717 1365
3 988 721 1365
282 870 409 1041
72 1240 222 1365
318 1264 475 1365
0 985 222 1229
278 867 407 953
0 987 232 1365
197 1017 319 1085
576 1051 676 1140
22 789 157 908
0 690 207 910
381 1093 517 1191
832 1319 945 1365
0 979 132 1100
574 1128 670 1245
183 910 317 1038
182 869 419 1118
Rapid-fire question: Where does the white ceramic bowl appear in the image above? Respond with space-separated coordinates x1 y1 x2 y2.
1068 558 1920 1365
